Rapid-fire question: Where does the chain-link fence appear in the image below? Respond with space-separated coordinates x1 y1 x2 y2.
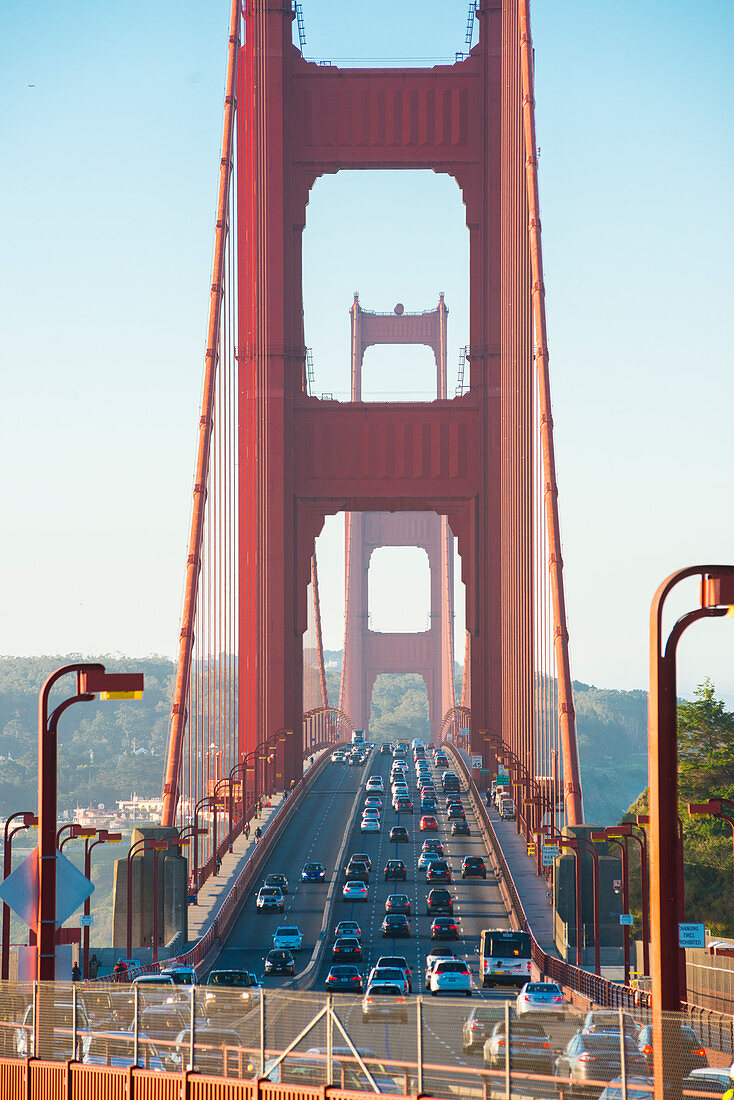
1 981 732 1097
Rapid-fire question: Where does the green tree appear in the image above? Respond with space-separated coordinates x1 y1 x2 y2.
678 678 734 798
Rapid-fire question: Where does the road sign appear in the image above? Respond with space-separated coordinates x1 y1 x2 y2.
497 765 509 776
471 755 482 769
679 923 705 949
80 914 93 927
527 843 536 855
619 914 634 926
460 728 470 737
542 845 559 866
0 847 94 931
479 768 491 776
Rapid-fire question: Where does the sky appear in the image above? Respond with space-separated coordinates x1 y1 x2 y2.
1 1 733 703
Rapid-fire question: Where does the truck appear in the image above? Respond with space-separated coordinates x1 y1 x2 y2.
499 796 515 821
351 729 365 745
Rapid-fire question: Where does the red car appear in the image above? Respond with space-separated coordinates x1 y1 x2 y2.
420 815 438 832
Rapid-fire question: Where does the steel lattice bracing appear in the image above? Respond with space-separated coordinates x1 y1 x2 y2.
339 295 456 739
161 0 584 836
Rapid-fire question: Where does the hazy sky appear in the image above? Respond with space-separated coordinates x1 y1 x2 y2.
1 1 733 703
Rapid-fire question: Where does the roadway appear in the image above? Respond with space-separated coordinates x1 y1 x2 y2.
206 742 583 1094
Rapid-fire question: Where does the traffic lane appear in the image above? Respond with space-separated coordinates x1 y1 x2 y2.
212 752 367 988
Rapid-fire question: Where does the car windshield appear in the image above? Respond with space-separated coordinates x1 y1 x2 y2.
372 968 404 982
527 984 560 993
436 962 468 973
269 951 290 961
304 864 321 872
368 985 402 997
582 1036 640 1052
260 888 279 896
208 972 254 987
331 966 359 977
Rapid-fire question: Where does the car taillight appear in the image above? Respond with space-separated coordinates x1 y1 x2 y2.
351 976 360 982
395 997 405 1003
693 1048 706 1057
553 996 563 1003
471 1023 482 1031
496 1039 505 1048
543 1042 551 1048
577 1054 597 1063
642 1044 652 1056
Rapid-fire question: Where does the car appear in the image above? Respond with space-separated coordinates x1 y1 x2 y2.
373 956 412 992
332 937 362 961
389 826 409 843
462 1004 497 1053
384 859 407 882
426 888 454 915
422 839 444 855
429 959 472 996
361 818 380 833
598 1078 656 1100
447 803 466 820
350 853 372 870
15 1001 92 1059
391 786 409 800
435 756 448 768
461 856 486 878
301 862 326 882
83 1033 166 1071
203 970 260 1014
166 1026 248 1076
420 815 438 832
335 920 362 938
381 913 410 938
516 981 566 1017
426 860 452 884
445 795 463 810
483 1020 554 1072
431 916 460 940
325 966 364 992
272 926 303 951
681 1070 734 1096
368 967 410 996
158 966 196 987
362 808 380 821
442 772 461 793
636 1024 707 1075
364 795 383 809
264 949 295 975
424 948 454 988
264 873 288 894
420 799 437 814
266 1049 400 1094
361 984 408 1023
555 1035 649 1095
451 820 471 836
344 859 369 883
256 886 285 912
343 880 369 902
385 894 411 915
417 852 441 871
380 744 392 755
581 1010 640 1039
366 776 384 792
395 798 413 814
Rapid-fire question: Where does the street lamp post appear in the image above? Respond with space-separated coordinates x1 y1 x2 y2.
688 798 734 887
592 830 630 985
649 566 734 1100
2 812 37 980
83 830 122 978
58 825 96 852
192 796 224 887
37 663 143 981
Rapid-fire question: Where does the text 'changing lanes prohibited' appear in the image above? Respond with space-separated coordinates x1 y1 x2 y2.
679 923 706 949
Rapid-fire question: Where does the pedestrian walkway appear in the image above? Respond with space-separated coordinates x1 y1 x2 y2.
180 750 326 947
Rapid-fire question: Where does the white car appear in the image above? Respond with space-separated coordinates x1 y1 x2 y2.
429 959 472 997
272 926 303 951
516 981 566 1017
256 886 285 912
366 776 384 792
364 796 383 809
392 784 409 798
361 818 380 833
343 881 368 902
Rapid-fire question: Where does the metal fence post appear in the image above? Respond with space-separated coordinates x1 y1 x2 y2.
619 1005 628 1100
32 980 38 1058
72 981 78 1061
188 984 195 1071
504 999 511 1100
417 996 423 1096
327 993 333 1085
133 983 139 1067
259 985 265 1076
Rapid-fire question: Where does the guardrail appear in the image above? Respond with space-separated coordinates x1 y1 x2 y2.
443 743 638 1011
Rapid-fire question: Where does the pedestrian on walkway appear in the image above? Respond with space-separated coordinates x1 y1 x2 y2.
215 855 222 875
113 959 127 982
255 826 262 843
89 954 99 980
245 822 250 839
71 962 81 982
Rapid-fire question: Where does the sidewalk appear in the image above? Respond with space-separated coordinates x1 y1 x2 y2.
185 749 326 945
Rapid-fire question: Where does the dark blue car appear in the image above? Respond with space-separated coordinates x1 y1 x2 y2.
301 862 326 882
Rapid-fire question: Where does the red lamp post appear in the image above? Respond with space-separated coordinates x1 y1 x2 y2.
2 812 37 980
648 566 734 1100
37 663 143 981
58 825 96 851
83 830 122 978
192 796 224 888
688 798 734 886
592 829 631 985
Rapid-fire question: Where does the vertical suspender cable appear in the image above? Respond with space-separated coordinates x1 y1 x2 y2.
518 0 583 825
161 0 240 827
